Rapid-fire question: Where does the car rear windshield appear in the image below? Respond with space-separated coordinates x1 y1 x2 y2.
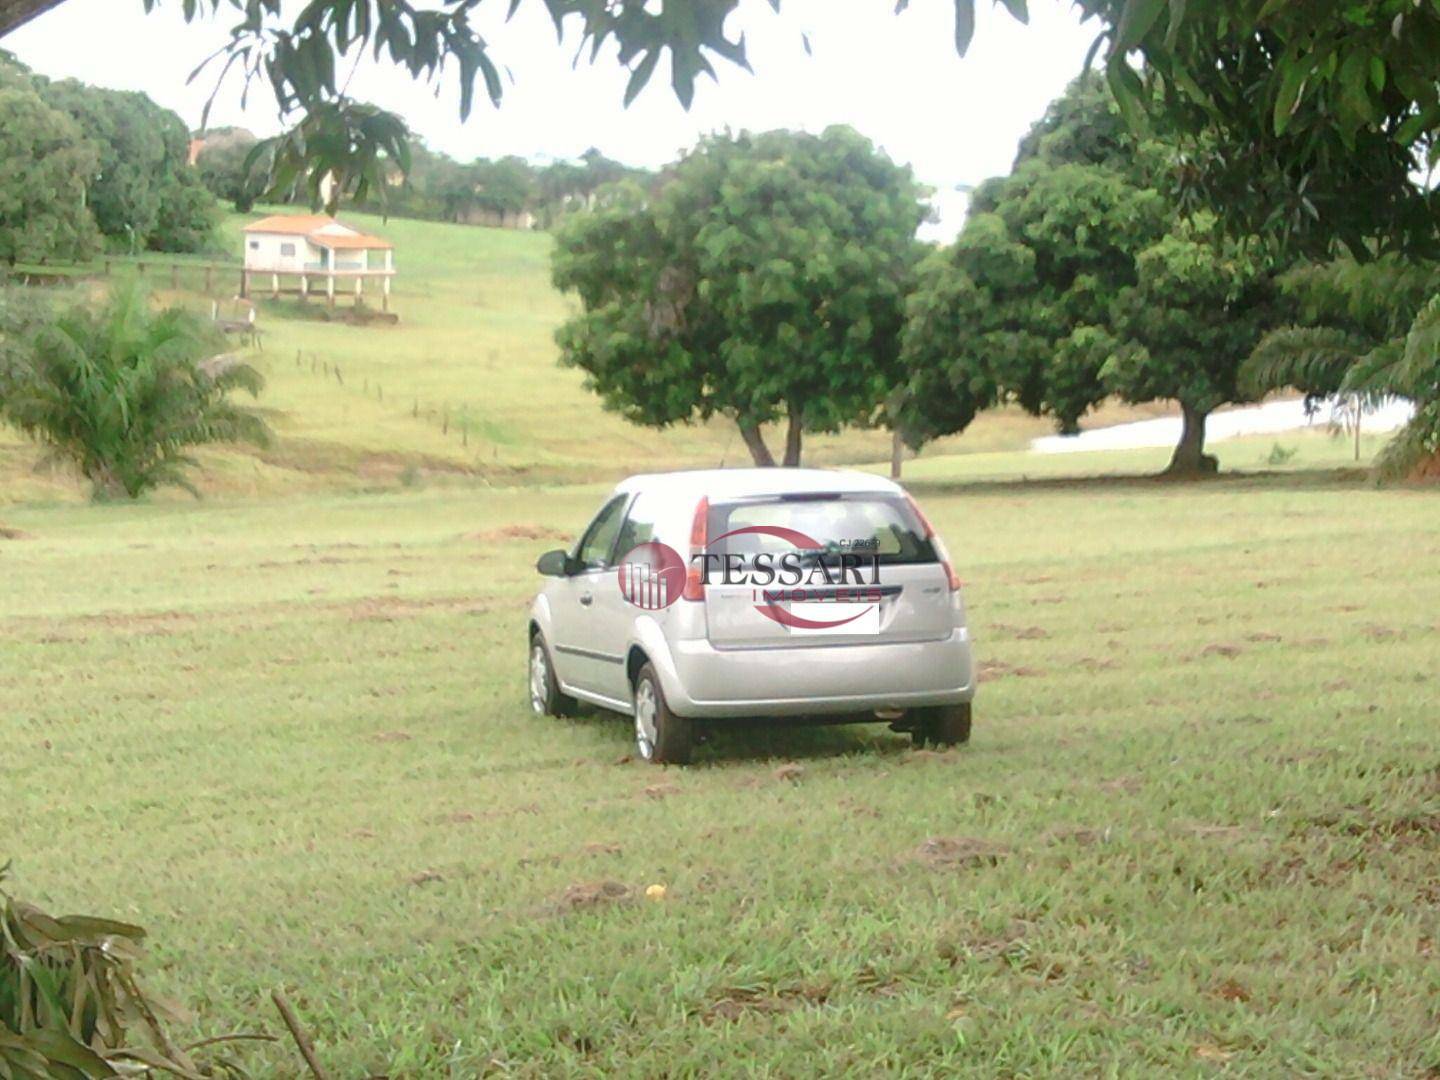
707 494 938 566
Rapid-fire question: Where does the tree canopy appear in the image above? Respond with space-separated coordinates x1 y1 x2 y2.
1070 0 1440 259
900 77 1284 474
552 126 926 467
0 84 100 266
4 1 1436 251
0 54 216 254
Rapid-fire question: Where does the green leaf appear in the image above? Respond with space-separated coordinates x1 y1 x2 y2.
1115 0 1167 51
953 0 976 55
1163 0 1186 47
1272 55 1310 135
624 49 661 107
998 0 1029 23
1107 58 1147 128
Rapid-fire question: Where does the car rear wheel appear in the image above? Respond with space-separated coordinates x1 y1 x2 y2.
633 662 693 765
529 633 575 718
912 702 972 748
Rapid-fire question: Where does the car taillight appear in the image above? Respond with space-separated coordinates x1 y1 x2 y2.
682 495 709 601
905 492 961 592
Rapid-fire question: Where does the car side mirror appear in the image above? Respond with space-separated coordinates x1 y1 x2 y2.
536 549 572 577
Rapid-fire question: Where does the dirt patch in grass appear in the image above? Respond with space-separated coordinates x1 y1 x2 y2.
1212 978 1253 1003
979 659 1044 680
1198 643 1245 660
558 880 630 909
1099 776 1143 795
1302 810 1440 849
341 595 493 622
370 730 413 743
465 523 569 543
702 983 831 1023
991 624 1051 640
0 525 32 540
773 763 805 783
915 836 1009 869
1044 825 1107 846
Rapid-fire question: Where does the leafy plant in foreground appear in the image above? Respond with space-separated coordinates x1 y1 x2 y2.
1 863 254 1077
1 283 271 499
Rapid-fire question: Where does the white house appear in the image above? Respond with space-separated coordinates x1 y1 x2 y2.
241 214 396 310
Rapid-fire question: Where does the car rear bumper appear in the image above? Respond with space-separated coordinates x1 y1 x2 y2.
661 629 975 719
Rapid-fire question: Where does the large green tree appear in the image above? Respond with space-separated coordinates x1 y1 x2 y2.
0 85 100 266
552 127 926 467
901 79 1281 474
37 80 216 253
1104 226 1276 473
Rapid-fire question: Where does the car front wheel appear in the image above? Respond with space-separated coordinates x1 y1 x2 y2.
529 633 575 717
633 662 693 765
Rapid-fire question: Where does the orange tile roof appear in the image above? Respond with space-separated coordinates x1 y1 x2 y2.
312 232 394 250
243 214 338 236
242 214 394 250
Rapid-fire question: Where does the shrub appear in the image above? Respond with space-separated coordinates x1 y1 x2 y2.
1 863 253 1077
2 283 271 499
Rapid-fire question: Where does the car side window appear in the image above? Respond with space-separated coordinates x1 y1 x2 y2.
613 491 660 557
574 495 629 571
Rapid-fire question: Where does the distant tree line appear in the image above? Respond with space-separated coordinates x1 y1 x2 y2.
0 52 216 265
193 130 653 230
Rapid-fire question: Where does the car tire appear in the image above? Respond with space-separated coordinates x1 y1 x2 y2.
633 662 693 765
529 633 576 718
912 702 972 748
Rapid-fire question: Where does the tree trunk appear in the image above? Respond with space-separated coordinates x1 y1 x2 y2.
890 428 904 480
0 0 67 37
1166 402 1219 476
737 421 776 467
782 402 803 467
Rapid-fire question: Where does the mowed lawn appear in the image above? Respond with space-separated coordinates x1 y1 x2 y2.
4 456 1438 1077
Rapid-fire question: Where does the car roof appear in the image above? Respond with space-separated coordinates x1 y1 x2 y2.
614 468 903 500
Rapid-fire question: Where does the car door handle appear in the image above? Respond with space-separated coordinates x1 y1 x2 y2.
579 592 594 606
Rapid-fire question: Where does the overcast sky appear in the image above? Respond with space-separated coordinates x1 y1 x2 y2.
6 0 1099 240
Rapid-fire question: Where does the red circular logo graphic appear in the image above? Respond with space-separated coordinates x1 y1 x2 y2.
617 542 686 610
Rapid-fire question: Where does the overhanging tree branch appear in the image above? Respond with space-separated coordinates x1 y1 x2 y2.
0 0 68 37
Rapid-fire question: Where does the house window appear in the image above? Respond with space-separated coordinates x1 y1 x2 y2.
248 240 259 250
280 243 296 257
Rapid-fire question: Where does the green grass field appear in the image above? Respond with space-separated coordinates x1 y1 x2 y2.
3 211 1437 1076
4 455 1438 1076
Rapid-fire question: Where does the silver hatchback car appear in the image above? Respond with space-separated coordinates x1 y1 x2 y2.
528 469 975 763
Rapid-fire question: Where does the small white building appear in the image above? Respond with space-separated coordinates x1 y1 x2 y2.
241 214 396 311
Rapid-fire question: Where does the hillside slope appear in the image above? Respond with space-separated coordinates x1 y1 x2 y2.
2 208 1186 502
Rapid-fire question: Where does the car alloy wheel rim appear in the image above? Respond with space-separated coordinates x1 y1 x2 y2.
634 679 659 760
529 643 549 715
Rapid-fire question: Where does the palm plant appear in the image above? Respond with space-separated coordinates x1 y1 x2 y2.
2 283 270 500
1240 258 1440 479
1 864 254 1077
